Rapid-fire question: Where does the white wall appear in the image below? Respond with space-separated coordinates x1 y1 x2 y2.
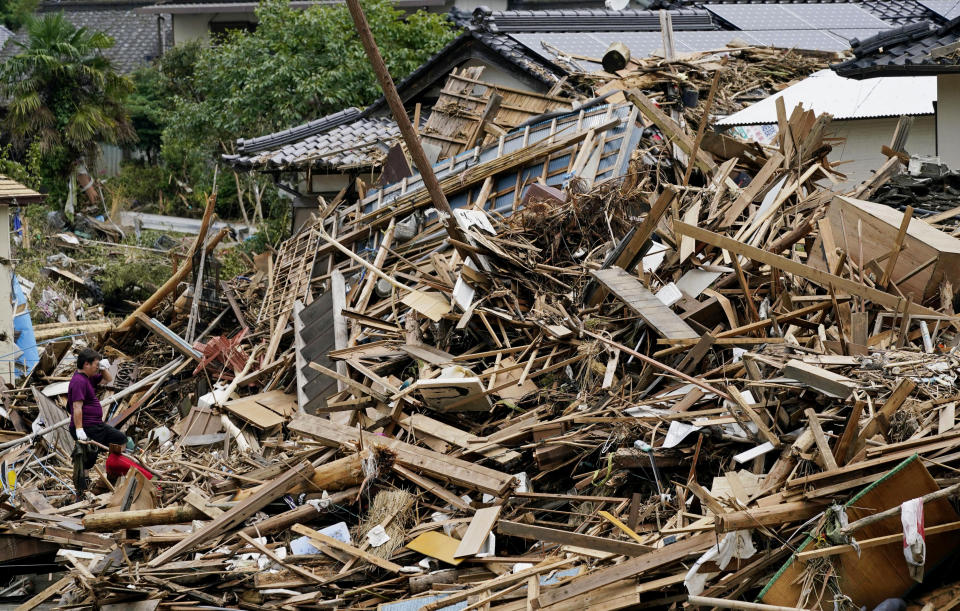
938 74 960 170
453 0 507 10
826 115 936 188
458 58 542 92
172 13 257 45
0 206 18 383
172 14 211 45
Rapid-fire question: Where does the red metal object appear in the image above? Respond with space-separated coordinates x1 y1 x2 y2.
192 329 251 377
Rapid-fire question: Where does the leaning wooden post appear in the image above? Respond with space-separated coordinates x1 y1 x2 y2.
344 0 472 261
116 192 218 331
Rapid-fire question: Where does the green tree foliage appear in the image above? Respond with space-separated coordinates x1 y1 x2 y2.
0 0 39 31
119 0 455 222
163 0 458 153
0 13 135 194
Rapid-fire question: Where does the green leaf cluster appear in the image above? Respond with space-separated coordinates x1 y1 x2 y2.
158 0 458 153
0 12 134 196
0 0 38 31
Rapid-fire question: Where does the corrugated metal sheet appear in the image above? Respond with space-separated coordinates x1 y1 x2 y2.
716 69 936 126
98 143 123 178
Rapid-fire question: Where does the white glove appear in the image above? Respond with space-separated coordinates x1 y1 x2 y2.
76 428 88 442
99 358 111 370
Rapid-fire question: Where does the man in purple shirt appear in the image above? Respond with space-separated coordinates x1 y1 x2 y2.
68 348 126 468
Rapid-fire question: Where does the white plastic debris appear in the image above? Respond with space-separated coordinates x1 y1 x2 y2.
290 536 320 556
318 521 352 545
902 497 926 582
684 530 757 595
366 525 390 548
663 421 703 448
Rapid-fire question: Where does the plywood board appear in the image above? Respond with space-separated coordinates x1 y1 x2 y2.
222 398 285 430
407 531 464 565
482 357 538 401
762 457 960 610
415 376 492 412
591 266 699 340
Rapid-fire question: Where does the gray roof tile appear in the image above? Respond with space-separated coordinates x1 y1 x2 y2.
832 17 960 77
0 1 168 73
225 115 399 171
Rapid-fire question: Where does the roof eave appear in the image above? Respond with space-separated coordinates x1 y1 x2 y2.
138 0 442 14
834 63 960 79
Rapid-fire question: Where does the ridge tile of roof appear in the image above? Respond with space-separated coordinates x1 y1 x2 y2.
833 16 960 77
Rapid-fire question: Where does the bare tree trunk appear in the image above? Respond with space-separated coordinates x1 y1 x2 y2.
250 175 265 225
232 170 251 226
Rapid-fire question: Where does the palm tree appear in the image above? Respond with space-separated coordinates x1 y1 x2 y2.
0 13 135 190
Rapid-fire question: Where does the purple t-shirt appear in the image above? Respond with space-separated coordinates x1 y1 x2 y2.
67 371 104 428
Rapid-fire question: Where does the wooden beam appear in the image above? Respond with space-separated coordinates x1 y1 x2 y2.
673 221 945 317
289 413 515 496
147 461 315 567
625 90 716 173
783 360 857 399
796 519 960 561
727 386 780 448
291 524 403 573
721 152 784 228
591 266 699 340
497 520 652 556
237 531 327 584
537 532 713 607
714 501 828 532
804 408 839 471
856 378 916 445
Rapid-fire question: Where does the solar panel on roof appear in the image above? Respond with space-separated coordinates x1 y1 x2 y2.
918 0 960 19
706 5 808 30
510 28 855 70
784 4 890 30
743 30 852 51
706 3 890 31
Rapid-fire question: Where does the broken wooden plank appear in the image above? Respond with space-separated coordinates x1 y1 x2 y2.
591 266 699 340
454 505 501 558
291 523 403 573
289 413 515 496
496 520 653 556
782 360 857 399
147 460 315 567
673 221 946 317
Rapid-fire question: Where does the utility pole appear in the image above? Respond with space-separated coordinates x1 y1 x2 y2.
344 0 472 260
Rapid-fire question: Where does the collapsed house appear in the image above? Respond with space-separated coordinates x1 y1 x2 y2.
225 1 944 232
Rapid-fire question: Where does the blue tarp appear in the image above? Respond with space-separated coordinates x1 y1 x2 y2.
12 273 39 378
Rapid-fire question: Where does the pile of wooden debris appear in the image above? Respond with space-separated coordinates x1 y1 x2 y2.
4 36 960 611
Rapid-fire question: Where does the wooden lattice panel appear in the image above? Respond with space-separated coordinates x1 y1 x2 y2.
259 225 319 325
420 67 573 161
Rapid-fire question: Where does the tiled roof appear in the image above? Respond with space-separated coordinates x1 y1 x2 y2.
832 17 960 77
225 115 400 171
0 1 169 74
860 0 935 26
235 107 364 155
